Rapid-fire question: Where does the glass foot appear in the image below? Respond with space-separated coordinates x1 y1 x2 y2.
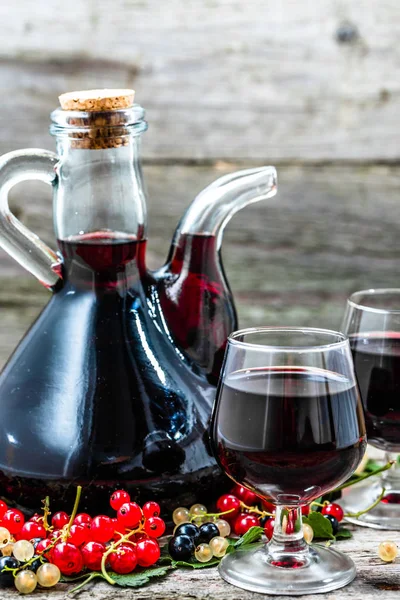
218 543 356 595
340 476 400 530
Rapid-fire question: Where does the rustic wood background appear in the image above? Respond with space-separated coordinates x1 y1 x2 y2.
0 0 399 370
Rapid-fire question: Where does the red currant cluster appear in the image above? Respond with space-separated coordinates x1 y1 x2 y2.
0 490 165 593
216 485 271 537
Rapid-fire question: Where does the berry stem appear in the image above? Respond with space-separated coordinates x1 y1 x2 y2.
239 502 273 518
310 500 329 509
42 495 51 531
70 571 104 594
100 523 144 585
344 487 386 518
62 486 82 542
190 508 235 521
335 461 394 492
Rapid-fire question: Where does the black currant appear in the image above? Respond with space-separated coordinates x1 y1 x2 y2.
259 516 269 527
26 555 49 572
30 538 43 550
324 514 339 535
0 556 19 587
199 522 220 543
168 535 195 561
174 523 201 544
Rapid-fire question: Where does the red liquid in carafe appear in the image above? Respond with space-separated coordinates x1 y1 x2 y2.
0 232 230 513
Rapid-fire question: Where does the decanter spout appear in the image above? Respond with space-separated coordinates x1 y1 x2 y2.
154 166 278 383
173 166 277 248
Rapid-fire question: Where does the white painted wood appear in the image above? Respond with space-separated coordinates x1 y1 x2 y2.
0 0 400 160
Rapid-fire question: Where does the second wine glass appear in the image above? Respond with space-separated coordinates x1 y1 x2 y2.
211 327 366 595
341 289 400 529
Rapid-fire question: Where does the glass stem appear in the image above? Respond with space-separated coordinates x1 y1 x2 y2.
383 452 400 489
267 506 309 567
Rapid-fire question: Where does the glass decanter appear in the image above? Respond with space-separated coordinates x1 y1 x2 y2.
0 90 277 513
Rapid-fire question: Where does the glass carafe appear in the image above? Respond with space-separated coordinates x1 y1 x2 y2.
0 96 277 513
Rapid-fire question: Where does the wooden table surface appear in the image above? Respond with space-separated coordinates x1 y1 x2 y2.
0 525 397 599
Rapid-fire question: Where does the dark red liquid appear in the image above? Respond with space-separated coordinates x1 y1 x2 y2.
0 232 232 513
155 234 236 383
351 334 400 451
211 368 366 504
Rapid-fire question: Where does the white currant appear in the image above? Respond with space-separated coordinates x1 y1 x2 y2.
378 541 398 562
195 543 213 562
209 536 229 557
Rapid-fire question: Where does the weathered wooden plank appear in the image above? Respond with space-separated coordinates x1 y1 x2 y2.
0 162 398 368
0 525 397 599
1 0 400 160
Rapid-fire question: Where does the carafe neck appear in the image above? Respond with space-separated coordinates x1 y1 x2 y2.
50 106 148 244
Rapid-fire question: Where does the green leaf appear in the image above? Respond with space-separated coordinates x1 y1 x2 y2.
233 526 264 548
158 544 173 565
110 566 171 587
171 558 220 569
335 527 353 540
303 512 334 540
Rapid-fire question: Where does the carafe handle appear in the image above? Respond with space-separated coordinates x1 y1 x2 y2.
0 149 62 289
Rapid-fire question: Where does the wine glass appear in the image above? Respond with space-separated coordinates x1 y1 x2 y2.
210 327 366 595
341 289 400 529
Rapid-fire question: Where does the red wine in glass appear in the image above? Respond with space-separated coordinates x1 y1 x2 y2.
350 334 400 450
341 290 400 528
213 367 366 504
210 327 365 594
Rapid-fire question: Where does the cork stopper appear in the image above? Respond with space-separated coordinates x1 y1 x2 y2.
59 89 135 112
57 89 137 149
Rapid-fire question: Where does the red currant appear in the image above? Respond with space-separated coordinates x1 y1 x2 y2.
108 543 137 574
321 503 344 523
52 511 69 529
36 538 53 557
112 518 126 541
216 495 241 520
144 516 166 538
264 518 275 540
81 541 105 571
3 509 25 534
301 505 310 516
117 502 143 529
52 542 83 575
136 538 160 567
231 485 258 506
142 501 161 519
68 524 89 547
0 501 7 519
19 521 46 541
49 529 62 543
110 490 131 511
284 515 295 535
29 513 43 524
234 514 259 536
90 515 115 543
74 513 92 526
